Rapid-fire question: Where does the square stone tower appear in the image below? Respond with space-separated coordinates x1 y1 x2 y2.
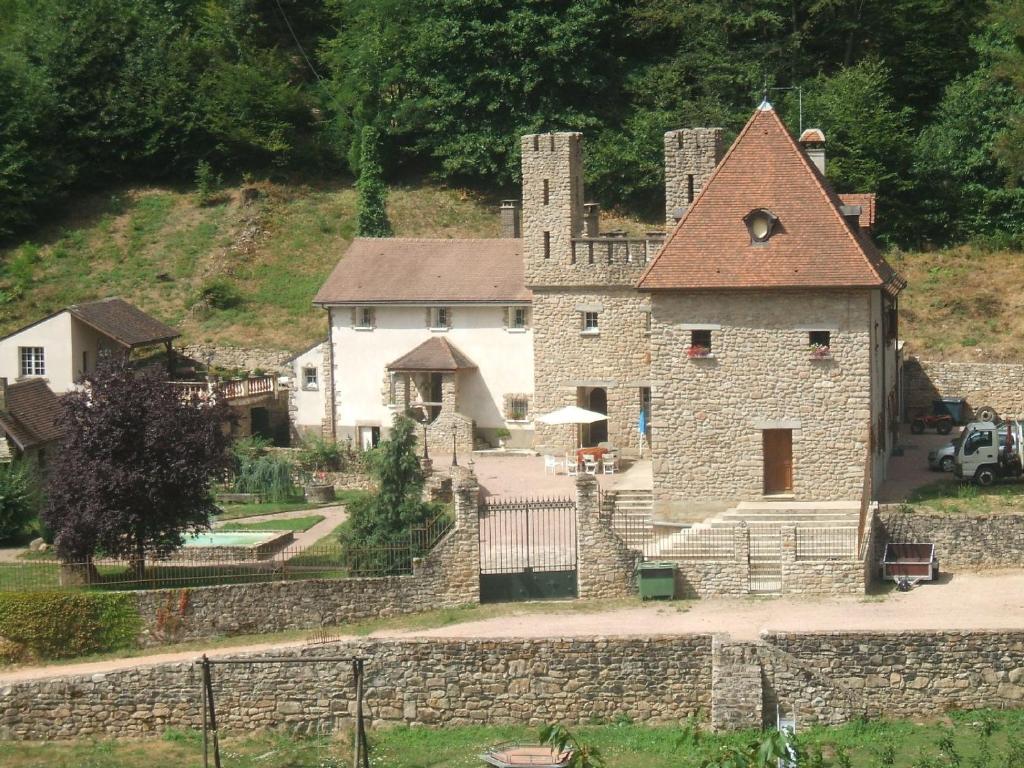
664 128 725 227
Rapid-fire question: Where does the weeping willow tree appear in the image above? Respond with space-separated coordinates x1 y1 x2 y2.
233 453 295 502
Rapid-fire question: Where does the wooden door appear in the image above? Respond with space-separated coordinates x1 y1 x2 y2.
763 429 793 494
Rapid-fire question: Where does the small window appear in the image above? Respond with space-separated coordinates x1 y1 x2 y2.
744 208 778 243
688 329 712 358
355 307 375 329
506 395 529 421
543 231 551 259
643 311 652 336
19 347 44 377
431 307 449 329
582 311 599 334
303 366 318 390
543 179 550 205
508 306 528 330
686 174 695 203
809 330 831 358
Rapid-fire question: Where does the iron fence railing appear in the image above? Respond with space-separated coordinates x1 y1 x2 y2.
0 512 454 593
478 497 576 574
795 527 859 561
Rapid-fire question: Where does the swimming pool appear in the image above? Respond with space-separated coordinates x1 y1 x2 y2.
183 531 280 548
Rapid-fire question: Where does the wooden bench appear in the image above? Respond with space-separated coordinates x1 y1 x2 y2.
217 492 263 504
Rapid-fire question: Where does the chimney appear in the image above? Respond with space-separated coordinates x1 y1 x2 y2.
840 204 862 230
0 378 8 413
799 128 826 175
583 203 600 237
500 200 521 238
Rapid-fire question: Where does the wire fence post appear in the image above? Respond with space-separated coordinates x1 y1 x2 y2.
202 655 222 768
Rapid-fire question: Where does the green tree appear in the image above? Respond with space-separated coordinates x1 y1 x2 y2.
356 125 393 237
337 415 439 573
0 460 38 543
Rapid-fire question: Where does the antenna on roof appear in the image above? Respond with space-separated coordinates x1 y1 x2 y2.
770 85 804 134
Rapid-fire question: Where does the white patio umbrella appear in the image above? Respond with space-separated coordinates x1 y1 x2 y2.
536 405 608 448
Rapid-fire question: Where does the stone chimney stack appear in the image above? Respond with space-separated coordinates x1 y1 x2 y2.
663 128 725 227
583 203 600 237
500 200 521 238
799 128 826 175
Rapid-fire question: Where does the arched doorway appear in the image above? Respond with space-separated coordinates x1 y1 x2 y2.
588 388 608 445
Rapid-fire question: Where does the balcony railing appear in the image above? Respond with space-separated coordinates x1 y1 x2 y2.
569 235 666 266
169 374 278 402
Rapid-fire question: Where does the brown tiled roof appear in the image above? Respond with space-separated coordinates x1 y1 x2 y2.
639 105 903 293
839 193 877 230
69 298 180 347
313 239 530 305
387 338 477 372
0 379 63 449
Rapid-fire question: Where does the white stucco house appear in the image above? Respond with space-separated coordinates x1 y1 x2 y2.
313 238 534 453
0 297 181 393
287 340 327 439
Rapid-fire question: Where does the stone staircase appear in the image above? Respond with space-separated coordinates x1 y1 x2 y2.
605 489 654 551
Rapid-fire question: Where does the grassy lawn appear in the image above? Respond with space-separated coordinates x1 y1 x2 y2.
0 598 644 671
5 710 1024 767
906 478 1024 514
214 496 323 520
218 515 325 532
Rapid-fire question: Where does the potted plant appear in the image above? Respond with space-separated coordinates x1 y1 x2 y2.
809 343 831 359
495 427 511 449
686 344 711 359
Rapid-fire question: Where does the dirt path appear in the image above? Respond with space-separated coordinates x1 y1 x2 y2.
5 568 1024 686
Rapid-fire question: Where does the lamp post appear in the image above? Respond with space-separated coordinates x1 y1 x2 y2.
451 423 458 467
422 421 429 461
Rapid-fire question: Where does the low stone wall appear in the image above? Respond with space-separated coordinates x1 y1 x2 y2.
179 344 292 375
162 532 293 563
878 506 1024 569
6 630 1024 740
0 636 713 740
133 468 479 647
903 357 1024 420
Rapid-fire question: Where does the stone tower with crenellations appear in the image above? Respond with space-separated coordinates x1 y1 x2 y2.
520 127 724 454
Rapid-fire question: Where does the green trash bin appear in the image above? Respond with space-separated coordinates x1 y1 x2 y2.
637 560 677 600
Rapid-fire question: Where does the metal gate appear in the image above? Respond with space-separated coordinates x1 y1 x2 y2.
748 525 783 594
478 497 578 602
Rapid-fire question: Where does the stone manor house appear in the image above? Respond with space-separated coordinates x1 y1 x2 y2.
313 103 904 516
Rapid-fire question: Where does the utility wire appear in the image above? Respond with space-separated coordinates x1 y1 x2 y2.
272 0 322 82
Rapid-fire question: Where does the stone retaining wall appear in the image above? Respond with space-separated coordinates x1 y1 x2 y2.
6 630 1024 740
903 357 1024 420
878 506 1024 569
179 344 292 375
134 468 479 647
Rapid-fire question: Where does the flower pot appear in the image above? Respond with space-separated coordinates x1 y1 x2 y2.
304 483 336 504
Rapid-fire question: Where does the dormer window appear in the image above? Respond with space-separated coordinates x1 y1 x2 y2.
744 209 778 244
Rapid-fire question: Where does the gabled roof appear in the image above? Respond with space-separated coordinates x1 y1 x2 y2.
639 104 902 294
387 338 477 372
313 238 530 305
69 298 180 347
0 298 180 347
0 379 63 449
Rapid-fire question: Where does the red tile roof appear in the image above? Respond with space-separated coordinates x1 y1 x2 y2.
839 193 877 230
387 338 477 372
314 239 530 305
0 379 63 449
69 298 179 347
639 105 902 293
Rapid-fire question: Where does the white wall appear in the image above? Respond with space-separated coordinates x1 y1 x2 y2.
0 312 76 392
328 305 534 441
291 342 326 431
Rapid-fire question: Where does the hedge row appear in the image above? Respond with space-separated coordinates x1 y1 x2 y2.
0 591 140 660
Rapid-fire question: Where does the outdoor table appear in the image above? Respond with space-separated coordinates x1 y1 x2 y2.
576 446 609 462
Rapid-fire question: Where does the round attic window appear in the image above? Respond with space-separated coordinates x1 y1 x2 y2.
744 208 778 243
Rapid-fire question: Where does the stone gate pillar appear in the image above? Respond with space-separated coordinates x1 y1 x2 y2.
575 473 637 599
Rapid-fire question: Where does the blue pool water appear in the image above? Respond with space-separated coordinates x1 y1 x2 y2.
183 531 278 548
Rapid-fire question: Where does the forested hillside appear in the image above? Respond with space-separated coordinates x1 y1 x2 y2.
2 1 1024 357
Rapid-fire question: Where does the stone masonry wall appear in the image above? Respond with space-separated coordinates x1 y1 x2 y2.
878 505 1024 569
7 631 1024 740
133 468 479 647
179 344 292 374
0 636 713 740
650 291 872 515
532 287 651 454
903 356 1024 420
575 474 637 599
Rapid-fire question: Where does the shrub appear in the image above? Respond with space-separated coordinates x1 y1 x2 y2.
195 278 242 311
0 460 38 543
194 160 222 206
0 591 140 659
234 453 295 502
297 437 343 474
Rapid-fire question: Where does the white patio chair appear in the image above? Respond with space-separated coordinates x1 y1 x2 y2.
602 454 618 474
543 454 563 475
583 456 599 475
565 453 579 476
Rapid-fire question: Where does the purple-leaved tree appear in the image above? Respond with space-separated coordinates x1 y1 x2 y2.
42 360 233 577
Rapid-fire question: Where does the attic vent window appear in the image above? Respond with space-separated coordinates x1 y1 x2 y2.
744 209 778 244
